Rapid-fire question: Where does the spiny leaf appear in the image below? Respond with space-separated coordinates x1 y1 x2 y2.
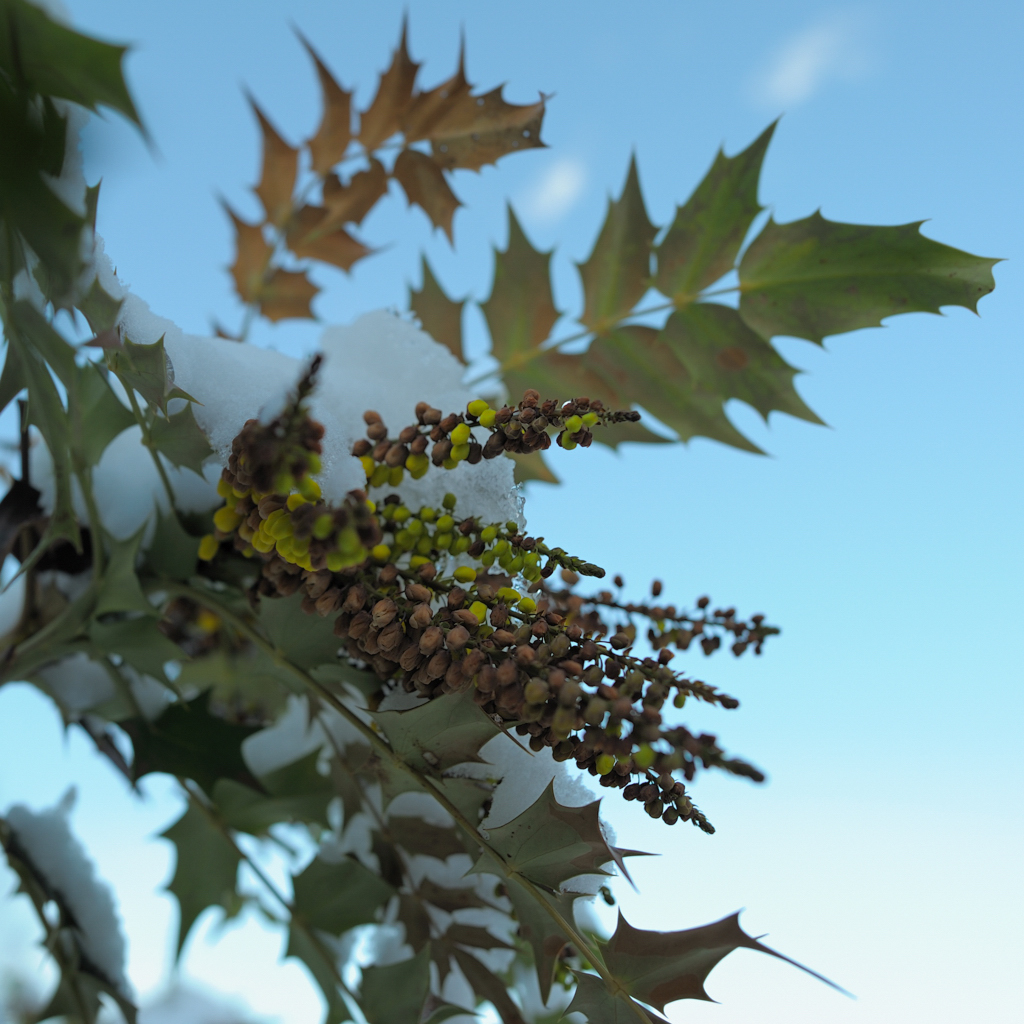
392 148 462 242
160 802 241 955
409 255 465 363
483 206 560 368
738 213 999 343
506 881 582 1004
360 944 432 1024
8 300 77 386
507 450 559 485
358 19 420 152
250 99 298 226
655 122 776 302
661 303 822 425
565 972 669 1024
470 779 619 890
402 40 472 141
429 86 546 172
149 403 214 476
299 35 353 175
88 616 181 683
93 528 152 616
287 205 370 271
601 911 844 1011
0 0 141 125
106 334 195 413
322 159 389 227
260 267 319 322
68 362 134 468
417 878 487 913
577 156 657 333
178 646 294 722
373 688 501 775
285 926 351 1024
259 591 342 670
225 206 273 304
77 275 123 334
451 947 527 1024
144 509 199 582
292 855 394 936
120 690 262 794
387 815 465 861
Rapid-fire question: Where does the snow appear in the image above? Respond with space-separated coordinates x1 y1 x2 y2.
5 790 130 998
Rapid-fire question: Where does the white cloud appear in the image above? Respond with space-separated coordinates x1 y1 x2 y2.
520 157 587 223
755 10 872 107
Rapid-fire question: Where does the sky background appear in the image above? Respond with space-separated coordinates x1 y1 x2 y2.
1 1 1022 1022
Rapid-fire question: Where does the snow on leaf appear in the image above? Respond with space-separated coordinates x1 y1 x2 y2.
160 801 241 955
250 99 298 226
654 122 776 303
576 156 657 333
470 780 619 890
149 403 214 476
287 205 370 271
392 148 462 242
357 19 420 152
106 334 195 414
408 255 465 364
373 688 501 775
291 855 394 936
299 34 353 175
738 213 999 343
483 206 560 369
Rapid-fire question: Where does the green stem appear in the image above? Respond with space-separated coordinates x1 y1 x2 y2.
123 387 178 513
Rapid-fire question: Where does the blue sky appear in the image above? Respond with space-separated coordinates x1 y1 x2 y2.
1 1 1021 1021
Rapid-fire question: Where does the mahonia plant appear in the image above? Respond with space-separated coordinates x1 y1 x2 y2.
0 5 995 1024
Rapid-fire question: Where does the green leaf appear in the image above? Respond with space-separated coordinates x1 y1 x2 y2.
360 944 432 1024
599 911 843 1011
661 303 821 425
286 925 353 1024
654 122 775 302
292 855 394 936
107 335 194 413
68 362 135 467
738 213 999 343
120 690 262 794
482 206 560 370
506 881 582 1004
77 276 123 334
451 947 526 1024
178 646 294 722
88 616 182 682
0 0 140 124
160 801 241 955
373 689 501 775
149 403 214 476
387 815 465 861
409 255 465 363
93 528 153 616
259 591 342 670
564 972 669 1024
214 749 334 834
470 780 617 891
0 341 25 415
144 509 199 581
8 300 76 386
576 156 657 333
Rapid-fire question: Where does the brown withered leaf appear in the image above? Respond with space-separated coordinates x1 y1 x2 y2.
287 205 370 271
393 148 462 242
322 158 389 228
358 19 420 152
430 86 546 172
249 99 298 226
225 205 273 304
297 34 352 175
402 39 472 141
259 268 319 322
408 255 465 362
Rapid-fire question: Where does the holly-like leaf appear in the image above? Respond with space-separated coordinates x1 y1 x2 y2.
259 591 342 670
93 528 153 616
417 878 487 913
373 688 501 775
577 156 657 333
409 255 465 363
260 267 320 322
322 159 389 227
661 303 821 425
178 646 295 723
292 855 394 936
250 100 298 226
360 944 432 1024
0 340 25 416
89 616 181 683
144 509 199 581
106 335 194 413
120 690 262 794
8 300 77 386
600 911 844 1011
483 206 560 369
738 213 999 343
387 815 465 861
655 122 775 302
358 20 420 152
78 275 123 334
226 206 273 304
429 86 546 172
299 35 352 175
392 148 461 242
286 926 351 1024
68 362 134 468
565 972 670 1024
149 403 214 476
506 881 582 1004
470 780 619 891
402 42 472 142
287 205 370 271
160 801 241 954
0 0 141 125
452 947 526 1024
